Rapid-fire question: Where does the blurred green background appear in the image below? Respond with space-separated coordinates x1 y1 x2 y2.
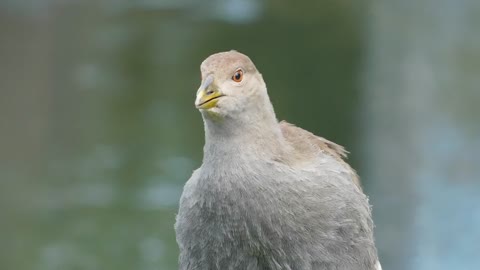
1 1 479 270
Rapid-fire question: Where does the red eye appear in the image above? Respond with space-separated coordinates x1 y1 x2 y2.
232 69 243 82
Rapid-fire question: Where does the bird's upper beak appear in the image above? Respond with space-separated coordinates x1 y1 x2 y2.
195 75 224 110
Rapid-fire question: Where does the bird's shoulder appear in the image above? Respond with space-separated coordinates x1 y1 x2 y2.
279 120 361 188
279 121 348 160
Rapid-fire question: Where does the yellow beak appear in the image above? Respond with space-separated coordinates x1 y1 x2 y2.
195 75 224 110
195 89 223 110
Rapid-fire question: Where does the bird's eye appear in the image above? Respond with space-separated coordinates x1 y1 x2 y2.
232 69 243 82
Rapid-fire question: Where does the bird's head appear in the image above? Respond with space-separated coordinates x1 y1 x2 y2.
195 50 269 120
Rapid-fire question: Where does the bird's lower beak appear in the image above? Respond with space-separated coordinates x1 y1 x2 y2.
195 89 224 109
195 75 224 109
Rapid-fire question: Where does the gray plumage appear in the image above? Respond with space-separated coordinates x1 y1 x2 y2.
175 51 381 270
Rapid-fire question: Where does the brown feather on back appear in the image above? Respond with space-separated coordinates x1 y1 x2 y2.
279 121 361 188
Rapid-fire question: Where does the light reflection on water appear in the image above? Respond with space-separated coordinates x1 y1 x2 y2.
135 183 183 210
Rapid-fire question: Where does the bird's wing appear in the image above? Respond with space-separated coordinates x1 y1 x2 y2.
279 121 361 188
279 121 347 160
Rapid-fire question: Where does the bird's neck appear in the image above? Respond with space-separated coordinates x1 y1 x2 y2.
202 101 285 166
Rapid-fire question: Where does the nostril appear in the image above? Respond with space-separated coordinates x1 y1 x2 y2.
206 89 214 95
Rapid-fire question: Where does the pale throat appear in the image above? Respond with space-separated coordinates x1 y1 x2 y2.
201 100 285 165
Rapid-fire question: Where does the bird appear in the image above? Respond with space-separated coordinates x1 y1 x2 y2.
175 50 381 270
